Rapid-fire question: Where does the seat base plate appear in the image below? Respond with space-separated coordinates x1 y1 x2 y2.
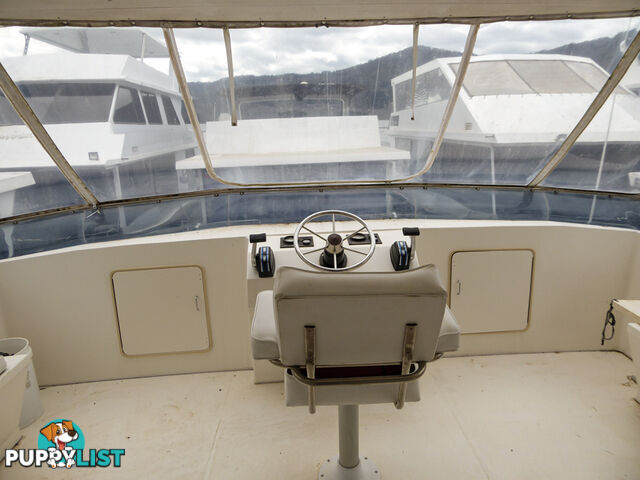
318 456 381 480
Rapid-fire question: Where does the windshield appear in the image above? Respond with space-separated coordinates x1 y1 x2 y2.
171 24 468 184
0 19 638 258
419 18 640 188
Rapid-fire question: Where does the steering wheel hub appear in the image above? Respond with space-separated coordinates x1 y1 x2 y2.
328 233 342 246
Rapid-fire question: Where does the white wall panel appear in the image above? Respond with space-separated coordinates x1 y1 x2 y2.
0 220 637 386
0 304 7 339
614 234 640 357
0 234 250 385
417 222 637 356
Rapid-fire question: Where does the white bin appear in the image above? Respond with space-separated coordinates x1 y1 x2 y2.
0 338 44 429
628 323 640 404
0 344 30 459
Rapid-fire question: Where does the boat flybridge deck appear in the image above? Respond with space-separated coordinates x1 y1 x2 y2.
0 1 639 478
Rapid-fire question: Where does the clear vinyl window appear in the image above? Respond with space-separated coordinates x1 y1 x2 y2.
543 57 640 194
0 91 22 125
172 24 469 184
0 26 199 206
423 17 640 187
0 20 638 231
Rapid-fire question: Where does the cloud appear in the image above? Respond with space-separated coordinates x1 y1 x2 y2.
173 26 419 79
0 18 637 82
167 19 638 80
0 27 59 58
475 18 639 54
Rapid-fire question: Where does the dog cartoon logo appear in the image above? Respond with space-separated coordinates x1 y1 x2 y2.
38 420 84 469
5 419 124 469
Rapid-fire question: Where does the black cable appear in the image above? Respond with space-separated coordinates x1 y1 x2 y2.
601 300 616 346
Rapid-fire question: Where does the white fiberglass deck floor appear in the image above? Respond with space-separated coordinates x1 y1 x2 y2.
2 352 639 479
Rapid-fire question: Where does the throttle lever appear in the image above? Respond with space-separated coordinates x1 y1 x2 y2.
391 227 420 271
249 233 275 277
401 227 420 262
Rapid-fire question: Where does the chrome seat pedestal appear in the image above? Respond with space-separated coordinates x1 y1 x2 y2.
318 405 380 480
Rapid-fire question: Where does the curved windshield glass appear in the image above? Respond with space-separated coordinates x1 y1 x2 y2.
2 186 638 260
543 61 640 195
418 18 640 186
173 24 468 184
0 107 84 222
0 19 638 250
0 26 199 207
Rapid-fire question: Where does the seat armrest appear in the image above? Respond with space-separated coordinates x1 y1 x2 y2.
251 290 280 360
435 306 460 356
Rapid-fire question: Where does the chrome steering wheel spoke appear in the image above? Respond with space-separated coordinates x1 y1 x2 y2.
343 226 367 242
342 246 368 256
301 225 328 242
300 246 325 257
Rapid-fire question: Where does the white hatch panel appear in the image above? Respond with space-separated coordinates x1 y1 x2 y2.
450 250 533 334
113 266 210 356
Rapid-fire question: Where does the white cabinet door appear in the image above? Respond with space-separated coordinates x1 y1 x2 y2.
450 250 533 334
113 266 210 355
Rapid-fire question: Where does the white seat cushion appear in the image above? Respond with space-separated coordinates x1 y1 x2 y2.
435 306 460 355
251 290 280 360
250 292 460 361
274 265 448 366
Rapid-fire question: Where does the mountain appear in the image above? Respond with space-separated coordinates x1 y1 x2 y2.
537 29 637 73
188 45 460 122
187 30 636 122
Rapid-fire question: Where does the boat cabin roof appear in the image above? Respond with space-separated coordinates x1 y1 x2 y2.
391 54 606 85
20 27 169 58
2 28 176 94
2 54 178 94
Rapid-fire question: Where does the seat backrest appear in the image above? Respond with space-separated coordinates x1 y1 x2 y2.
273 265 447 367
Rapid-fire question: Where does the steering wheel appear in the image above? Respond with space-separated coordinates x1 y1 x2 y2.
293 210 376 271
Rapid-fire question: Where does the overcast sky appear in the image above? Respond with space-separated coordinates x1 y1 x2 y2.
0 17 637 82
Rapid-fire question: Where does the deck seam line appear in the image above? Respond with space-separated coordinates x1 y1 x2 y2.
431 367 493 479
202 419 222 480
